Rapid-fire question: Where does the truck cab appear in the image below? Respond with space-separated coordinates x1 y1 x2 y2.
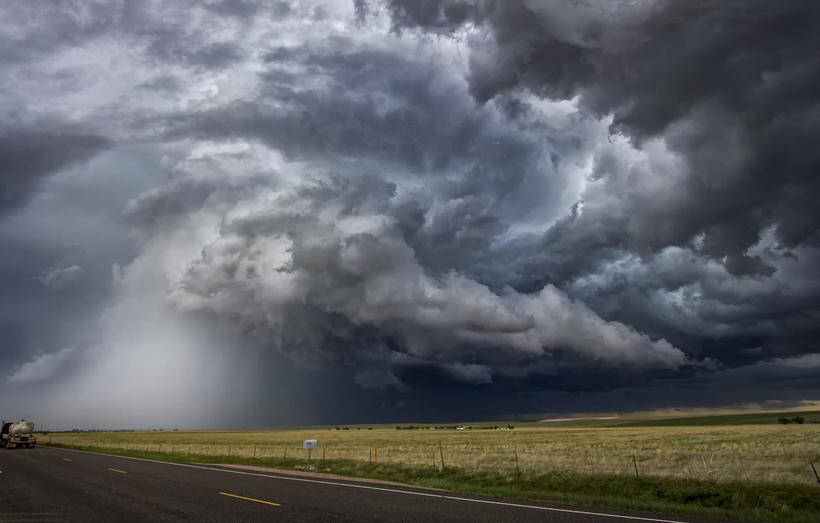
1 420 36 448
0 421 11 448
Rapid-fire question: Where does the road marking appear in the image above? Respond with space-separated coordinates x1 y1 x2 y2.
48 447 683 522
219 491 280 507
63 458 73 462
107 467 128 474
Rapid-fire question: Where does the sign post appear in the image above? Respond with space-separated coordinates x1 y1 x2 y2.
303 439 318 466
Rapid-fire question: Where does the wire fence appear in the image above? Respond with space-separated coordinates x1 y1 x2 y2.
42 436 820 487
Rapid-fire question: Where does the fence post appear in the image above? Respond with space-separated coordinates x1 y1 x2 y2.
514 450 521 476
369 448 372 464
322 447 326 461
439 442 445 471
810 461 820 486
632 455 640 478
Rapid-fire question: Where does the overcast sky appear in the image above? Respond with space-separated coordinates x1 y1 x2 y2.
1 0 819 429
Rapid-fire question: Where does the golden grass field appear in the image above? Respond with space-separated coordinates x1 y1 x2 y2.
44 423 820 486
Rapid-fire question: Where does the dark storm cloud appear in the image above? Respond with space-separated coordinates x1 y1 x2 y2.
0 121 110 214
149 173 687 391
386 0 478 33
385 0 820 268
135 38 693 382
162 40 594 283
201 0 266 19
121 0 818 393
2 0 819 426
376 0 820 375
172 44 496 168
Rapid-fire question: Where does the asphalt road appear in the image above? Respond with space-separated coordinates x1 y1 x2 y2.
0 446 692 522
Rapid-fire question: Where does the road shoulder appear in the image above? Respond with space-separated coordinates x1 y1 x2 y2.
213 463 443 490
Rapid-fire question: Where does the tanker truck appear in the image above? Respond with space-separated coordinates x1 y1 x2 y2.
0 420 37 448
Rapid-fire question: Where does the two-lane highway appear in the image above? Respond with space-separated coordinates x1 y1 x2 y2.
0 446 690 522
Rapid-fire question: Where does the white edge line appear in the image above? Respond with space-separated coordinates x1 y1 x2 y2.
46 446 685 523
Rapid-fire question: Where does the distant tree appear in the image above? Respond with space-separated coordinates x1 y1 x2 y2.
778 417 792 424
793 416 805 424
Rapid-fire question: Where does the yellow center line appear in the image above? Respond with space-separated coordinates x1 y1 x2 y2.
108 468 128 474
63 458 73 462
219 491 280 507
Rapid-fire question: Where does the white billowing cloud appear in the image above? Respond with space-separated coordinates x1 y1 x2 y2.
8 347 76 384
37 264 84 290
157 168 688 374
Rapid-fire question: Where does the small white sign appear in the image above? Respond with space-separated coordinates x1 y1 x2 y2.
303 439 318 449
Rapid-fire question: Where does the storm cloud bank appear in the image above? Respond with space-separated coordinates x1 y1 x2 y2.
0 0 818 426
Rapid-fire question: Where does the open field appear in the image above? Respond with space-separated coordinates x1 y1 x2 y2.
43 421 820 487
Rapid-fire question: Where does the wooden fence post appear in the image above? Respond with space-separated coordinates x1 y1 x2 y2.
810 460 820 486
514 450 521 476
439 442 445 471
632 455 640 478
